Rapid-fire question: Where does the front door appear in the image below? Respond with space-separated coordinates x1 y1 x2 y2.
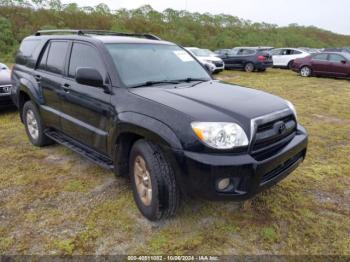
328 54 349 77
60 41 112 154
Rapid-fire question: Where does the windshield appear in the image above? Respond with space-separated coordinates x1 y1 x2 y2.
191 48 214 57
106 44 211 87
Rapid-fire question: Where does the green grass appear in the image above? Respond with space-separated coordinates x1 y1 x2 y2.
0 68 349 255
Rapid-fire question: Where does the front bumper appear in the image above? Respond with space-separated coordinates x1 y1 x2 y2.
0 93 14 108
168 125 308 200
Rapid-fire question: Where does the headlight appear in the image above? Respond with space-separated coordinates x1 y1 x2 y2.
191 122 249 149
285 100 297 119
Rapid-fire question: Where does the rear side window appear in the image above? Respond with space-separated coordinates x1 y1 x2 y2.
46 41 69 75
328 54 344 63
240 49 255 55
313 53 328 61
16 39 42 66
68 43 105 78
292 50 302 55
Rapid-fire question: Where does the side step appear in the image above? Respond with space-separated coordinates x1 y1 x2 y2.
45 130 114 170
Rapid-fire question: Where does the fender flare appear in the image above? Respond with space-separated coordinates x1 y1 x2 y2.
17 77 44 106
111 112 183 151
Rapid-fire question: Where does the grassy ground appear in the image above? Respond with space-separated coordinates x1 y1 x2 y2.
0 69 349 255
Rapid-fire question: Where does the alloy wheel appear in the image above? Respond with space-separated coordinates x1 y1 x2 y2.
134 155 152 206
300 66 311 77
26 109 39 140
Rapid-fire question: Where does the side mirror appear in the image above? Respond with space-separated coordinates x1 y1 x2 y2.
341 60 347 64
76 67 104 88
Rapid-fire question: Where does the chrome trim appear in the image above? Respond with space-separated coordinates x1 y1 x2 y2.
0 85 12 95
249 108 293 145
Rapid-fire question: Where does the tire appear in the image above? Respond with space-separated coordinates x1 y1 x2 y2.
23 101 53 147
129 139 180 221
244 62 254 72
288 60 294 69
300 66 312 77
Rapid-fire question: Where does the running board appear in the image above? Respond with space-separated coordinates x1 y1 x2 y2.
45 130 114 170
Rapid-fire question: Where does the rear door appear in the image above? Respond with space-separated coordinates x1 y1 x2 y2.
35 40 70 130
60 41 112 154
328 54 349 76
272 49 285 66
311 53 330 75
222 49 240 68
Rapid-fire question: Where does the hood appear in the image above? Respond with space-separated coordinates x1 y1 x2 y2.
0 70 12 85
197 56 223 63
129 81 289 131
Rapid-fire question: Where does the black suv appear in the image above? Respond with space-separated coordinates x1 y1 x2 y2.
11 30 308 221
217 47 273 72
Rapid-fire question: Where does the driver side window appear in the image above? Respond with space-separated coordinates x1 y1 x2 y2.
68 42 106 80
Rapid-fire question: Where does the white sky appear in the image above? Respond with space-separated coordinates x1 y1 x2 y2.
61 0 350 35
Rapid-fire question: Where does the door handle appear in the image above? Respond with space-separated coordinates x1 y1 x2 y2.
62 83 71 93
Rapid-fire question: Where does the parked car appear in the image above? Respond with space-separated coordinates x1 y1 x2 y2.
185 47 225 73
11 30 308 221
292 52 350 78
217 47 273 72
214 49 232 56
271 48 310 69
0 63 14 108
324 47 350 54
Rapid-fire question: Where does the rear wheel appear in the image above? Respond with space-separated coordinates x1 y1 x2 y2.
129 139 180 221
23 101 53 147
300 66 312 77
244 62 255 72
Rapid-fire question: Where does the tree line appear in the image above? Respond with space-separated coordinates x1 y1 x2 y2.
1 0 350 62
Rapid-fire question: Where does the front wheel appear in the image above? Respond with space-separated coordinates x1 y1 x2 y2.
300 66 312 77
23 101 53 147
244 62 255 72
129 140 180 221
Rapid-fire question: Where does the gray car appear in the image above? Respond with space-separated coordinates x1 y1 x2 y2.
0 63 13 108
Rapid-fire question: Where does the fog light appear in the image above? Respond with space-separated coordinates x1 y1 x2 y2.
217 178 231 191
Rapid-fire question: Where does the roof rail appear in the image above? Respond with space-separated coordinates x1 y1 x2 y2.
34 29 161 40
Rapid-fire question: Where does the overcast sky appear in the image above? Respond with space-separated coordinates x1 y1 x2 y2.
61 0 350 35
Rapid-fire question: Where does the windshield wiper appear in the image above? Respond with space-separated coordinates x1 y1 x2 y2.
175 77 210 83
130 80 180 88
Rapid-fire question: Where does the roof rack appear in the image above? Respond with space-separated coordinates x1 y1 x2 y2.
34 29 161 40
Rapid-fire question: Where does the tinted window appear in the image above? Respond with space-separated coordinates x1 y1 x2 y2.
328 54 344 63
313 53 328 61
38 44 49 70
240 49 255 55
68 43 105 78
16 39 41 66
105 44 210 87
46 41 68 74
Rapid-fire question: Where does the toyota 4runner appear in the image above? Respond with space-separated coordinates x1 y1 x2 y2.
11 30 308 221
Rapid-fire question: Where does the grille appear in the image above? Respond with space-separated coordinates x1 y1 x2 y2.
251 113 297 160
214 62 224 67
0 85 12 94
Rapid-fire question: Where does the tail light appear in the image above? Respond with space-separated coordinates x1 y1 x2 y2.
257 55 265 62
